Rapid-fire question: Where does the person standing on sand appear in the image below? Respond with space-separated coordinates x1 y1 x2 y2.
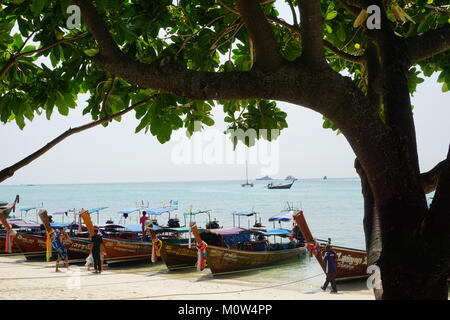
90 228 106 274
140 211 149 233
321 244 338 293
51 227 70 272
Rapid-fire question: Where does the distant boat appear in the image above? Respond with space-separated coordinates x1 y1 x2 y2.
285 175 296 180
323 176 328 180
241 160 253 187
267 179 297 189
255 175 273 181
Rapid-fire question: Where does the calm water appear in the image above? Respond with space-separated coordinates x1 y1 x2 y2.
0 178 367 289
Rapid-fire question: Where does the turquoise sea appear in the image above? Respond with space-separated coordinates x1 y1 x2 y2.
0 178 368 290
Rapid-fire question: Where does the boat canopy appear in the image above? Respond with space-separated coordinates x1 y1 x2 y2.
118 207 146 214
262 228 292 236
51 222 73 228
232 211 257 216
7 219 40 228
205 227 250 235
88 207 108 213
20 206 39 212
157 226 205 233
122 224 143 232
268 210 295 222
146 207 177 215
183 210 210 216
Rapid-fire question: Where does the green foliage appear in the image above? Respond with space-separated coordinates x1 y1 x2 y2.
0 0 448 139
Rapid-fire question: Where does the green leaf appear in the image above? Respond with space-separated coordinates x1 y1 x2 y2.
84 48 99 57
31 0 45 16
326 11 338 21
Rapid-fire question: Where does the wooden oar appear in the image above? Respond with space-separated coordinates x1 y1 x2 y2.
292 210 326 272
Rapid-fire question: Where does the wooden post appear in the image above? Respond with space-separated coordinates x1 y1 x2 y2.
80 210 95 236
189 222 203 245
292 210 326 272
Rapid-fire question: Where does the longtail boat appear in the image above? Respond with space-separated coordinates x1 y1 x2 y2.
1 219 43 254
189 208 306 275
158 209 219 270
293 210 368 281
0 196 23 254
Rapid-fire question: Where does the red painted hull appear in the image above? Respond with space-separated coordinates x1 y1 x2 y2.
102 238 152 263
0 235 21 254
14 234 89 261
316 242 368 281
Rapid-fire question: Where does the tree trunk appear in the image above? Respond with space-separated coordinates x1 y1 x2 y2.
356 141 449 299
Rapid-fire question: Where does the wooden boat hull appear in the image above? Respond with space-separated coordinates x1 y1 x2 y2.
316 242 368 281
102 238 152 263
205 245 305 275
0 235 21 254
14 234 90 260
160 242 198 270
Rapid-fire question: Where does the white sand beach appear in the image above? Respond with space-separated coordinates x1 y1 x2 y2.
0 256 374 300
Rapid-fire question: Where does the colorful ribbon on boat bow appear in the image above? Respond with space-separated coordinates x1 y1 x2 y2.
196 241 207 271
4 229 16 253
306 241 319 257
45 230 55 262
151 236 162 263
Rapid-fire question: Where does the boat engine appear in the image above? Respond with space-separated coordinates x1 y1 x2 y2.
168 218 180 228
206 219 220 229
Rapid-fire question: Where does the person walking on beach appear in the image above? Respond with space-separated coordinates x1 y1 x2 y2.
52 227 70 272
321 244 338 293
90 228 106 274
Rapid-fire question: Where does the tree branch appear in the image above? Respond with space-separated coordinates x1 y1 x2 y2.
0 33 87 80
298 0 327 68
421 159 448 194
234 0 284 71
0 98 151 183
406 25 450 65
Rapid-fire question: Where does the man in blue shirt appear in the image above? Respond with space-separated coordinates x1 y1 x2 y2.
321 244 338 293
51 228 70 272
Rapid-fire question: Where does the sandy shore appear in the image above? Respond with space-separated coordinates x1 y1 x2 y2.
0 256 374 300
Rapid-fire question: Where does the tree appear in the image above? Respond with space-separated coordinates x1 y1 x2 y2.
0 0 449 299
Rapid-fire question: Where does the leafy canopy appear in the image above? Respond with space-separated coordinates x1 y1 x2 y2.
0 0 449 142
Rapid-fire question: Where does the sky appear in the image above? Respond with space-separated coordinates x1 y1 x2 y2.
1 3 449 185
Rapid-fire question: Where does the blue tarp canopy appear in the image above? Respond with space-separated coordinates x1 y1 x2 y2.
20 207 38 212
146 207 177 215
51 223 73 228
123 224 142 232
118 207 146 214
183 210 210 216
232 211 257 216
262 228 292 236
268 210 294 222
88 206 108 213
